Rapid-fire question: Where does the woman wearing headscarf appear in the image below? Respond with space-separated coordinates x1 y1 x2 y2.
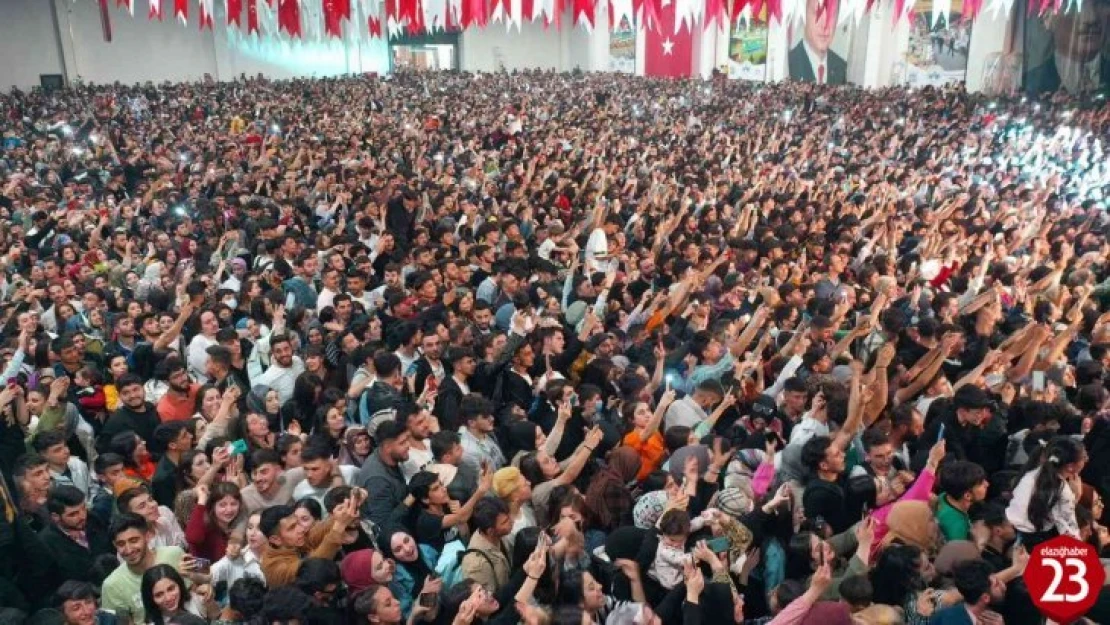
337 426 372 469
246 385 284 432
879 501 940 556
584 446 642 548
379 525 440 620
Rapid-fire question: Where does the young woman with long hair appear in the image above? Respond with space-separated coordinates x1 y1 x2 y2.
140 563 218 625
185 481 245 561
1006 435 1087 545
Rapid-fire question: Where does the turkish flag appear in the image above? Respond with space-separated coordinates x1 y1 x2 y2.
644 0 693 77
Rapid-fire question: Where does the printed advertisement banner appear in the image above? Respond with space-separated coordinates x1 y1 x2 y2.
610 16 637 73
903 0 972 87
727 9 769 81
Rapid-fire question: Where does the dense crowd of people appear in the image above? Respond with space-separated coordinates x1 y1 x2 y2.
0 69 1108 625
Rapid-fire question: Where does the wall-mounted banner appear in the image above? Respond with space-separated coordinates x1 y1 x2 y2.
904 0 972 86
1023 0 1110 94
609 16 637 72
788 0 855 85
727 9 769 80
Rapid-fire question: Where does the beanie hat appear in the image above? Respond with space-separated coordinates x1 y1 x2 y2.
716 487 754 518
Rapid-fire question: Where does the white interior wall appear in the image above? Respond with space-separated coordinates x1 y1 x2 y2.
55 0 219 85
1 0 1018 90
0 0 388 90
0 0 66 90
459 18 566 71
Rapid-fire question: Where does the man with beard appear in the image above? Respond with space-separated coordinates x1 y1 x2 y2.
99 514 185 622
356 420 412 528
155 359 199 423
39 485 113 587
255 333 305 404
99 374 160 446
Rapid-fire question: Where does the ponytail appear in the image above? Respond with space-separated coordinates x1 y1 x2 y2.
1028 437 1082 530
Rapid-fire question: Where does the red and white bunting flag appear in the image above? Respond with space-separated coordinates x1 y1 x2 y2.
324 0 351 36
174 0 188 23
247 0 261 32
645 0 694 76
149 0 163 19
227 0 243 27
608 0 634 30
572 0 594 28
460 0 488 28
704 0 724 28
424 0 447 30
200 0 215 28
672 0 699 34
278 0 302 36
368 14 383 34
117 0 134 15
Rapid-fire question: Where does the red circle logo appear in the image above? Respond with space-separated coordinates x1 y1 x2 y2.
1024 535 1105 624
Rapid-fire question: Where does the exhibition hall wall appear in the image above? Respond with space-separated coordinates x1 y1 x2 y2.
0 0 1070 95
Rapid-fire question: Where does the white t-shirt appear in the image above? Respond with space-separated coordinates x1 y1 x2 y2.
401 443 435 483
254 357 306 404
292 464 360 511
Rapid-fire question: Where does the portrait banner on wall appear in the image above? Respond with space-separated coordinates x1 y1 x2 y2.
787 0 856 85
609 16 637 73
1023 0 1110 94
903 0 972 87
727 8 769 81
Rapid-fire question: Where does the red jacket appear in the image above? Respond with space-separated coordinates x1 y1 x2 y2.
185 503 230 563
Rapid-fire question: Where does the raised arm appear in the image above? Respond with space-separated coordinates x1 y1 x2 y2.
640 388 677 441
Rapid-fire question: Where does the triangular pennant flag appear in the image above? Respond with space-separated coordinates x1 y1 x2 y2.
730 0 750 26
247 0 261 32
228 0 243 26
175 0 188 24
150 0 164 19
324 0 351 36
572 0 594 28
368 14 383 34
117 0 134 15
278 0 302 36
704 0 724 29
610 0 634 29
200 0 215 28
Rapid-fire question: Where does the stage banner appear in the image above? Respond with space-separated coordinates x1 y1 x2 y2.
727 9 769 80
903 0 972 87
609 16 637 72
787 0 857 85
1023 0 1110 94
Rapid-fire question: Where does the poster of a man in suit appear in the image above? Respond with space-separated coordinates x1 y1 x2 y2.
1024 0 1110 94
788 0 850 84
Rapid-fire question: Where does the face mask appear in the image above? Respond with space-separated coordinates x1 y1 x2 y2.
595 398 605 414
224 298 238 309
